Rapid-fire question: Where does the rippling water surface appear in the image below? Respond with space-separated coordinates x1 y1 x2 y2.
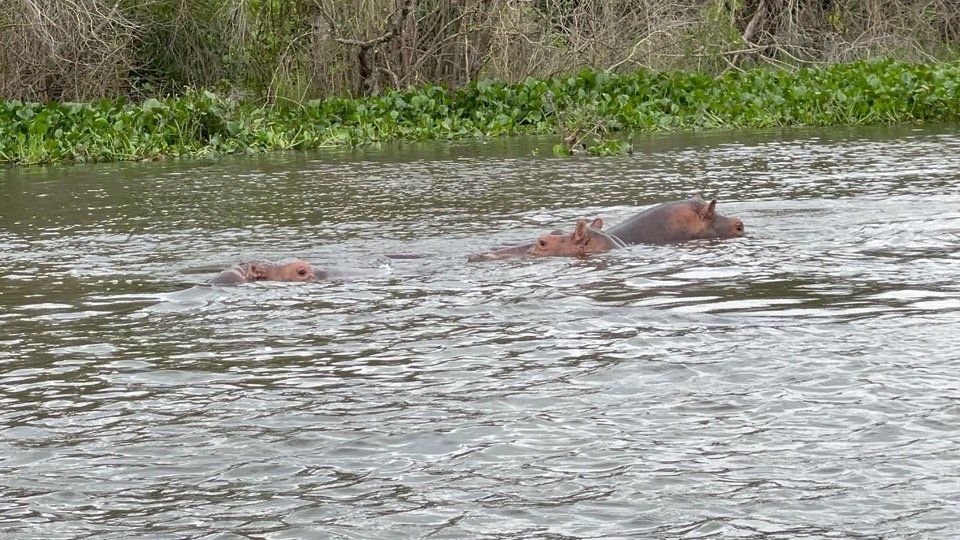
2 124 959 538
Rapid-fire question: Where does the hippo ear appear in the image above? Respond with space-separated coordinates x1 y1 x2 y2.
700 199 717 221
589 217 603 230
571 219 589 243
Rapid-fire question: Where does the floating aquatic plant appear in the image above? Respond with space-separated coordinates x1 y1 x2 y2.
1 60 958 166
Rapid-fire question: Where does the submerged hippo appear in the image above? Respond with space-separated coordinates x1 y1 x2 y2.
532 218 627 257
208 259 325 285
466 196 743 261
467 219 624 261
466 228 562 262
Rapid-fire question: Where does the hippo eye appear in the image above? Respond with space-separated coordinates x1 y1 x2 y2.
297 268 308 276
538 239 547 247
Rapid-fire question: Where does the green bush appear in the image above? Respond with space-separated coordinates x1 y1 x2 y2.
1 60 958 166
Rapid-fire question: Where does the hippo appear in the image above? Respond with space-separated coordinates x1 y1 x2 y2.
466 228 563 262
607 195 744 245
467 219 625 261
466 196 743 261
208 259 325 285
529 218 626 257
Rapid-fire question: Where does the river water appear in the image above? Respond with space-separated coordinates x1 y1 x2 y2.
1 124 959 538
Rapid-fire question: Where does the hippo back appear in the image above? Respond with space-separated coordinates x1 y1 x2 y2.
208 265 251 285
608 196 743 244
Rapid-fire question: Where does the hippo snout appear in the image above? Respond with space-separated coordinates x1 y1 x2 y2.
306 264 327 281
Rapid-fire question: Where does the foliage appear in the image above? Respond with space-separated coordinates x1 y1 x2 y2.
2 0 960 103
548 99 633 157
1 60 959 165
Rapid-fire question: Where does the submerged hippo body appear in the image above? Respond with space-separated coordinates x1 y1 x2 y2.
607 195 744 245
208 259 325 285
466 241 538 262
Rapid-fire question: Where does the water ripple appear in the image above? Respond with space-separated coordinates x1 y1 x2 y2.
1 124 959 538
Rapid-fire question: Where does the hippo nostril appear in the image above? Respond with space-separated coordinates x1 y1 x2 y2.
538 239 547 248
736 222 744 233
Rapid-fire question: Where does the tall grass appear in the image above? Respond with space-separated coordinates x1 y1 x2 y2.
1 0 959 102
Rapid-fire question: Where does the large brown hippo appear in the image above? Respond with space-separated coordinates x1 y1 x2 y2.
466 196 743 261
606 195 744 244
208 259 325 285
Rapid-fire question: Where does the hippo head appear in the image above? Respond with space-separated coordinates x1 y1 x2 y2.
466 229 566 262
249 259 322 282
530 218 623 258
690 197 744 240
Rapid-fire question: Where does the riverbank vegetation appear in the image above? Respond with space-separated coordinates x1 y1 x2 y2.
4 0 960 102
2 0 959 165
2 60 958 165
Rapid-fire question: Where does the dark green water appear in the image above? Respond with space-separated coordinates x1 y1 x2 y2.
1 124 959 538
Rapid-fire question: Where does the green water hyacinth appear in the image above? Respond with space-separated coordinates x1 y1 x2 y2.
1 60 958 166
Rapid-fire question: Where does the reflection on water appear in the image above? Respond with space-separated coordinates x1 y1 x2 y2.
2 124 959 538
